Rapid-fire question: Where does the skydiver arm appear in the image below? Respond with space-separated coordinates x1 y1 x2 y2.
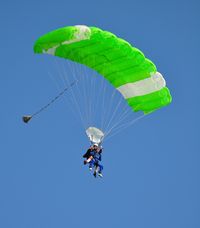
86 156 93 163
83 155 93 165
83 149 91 158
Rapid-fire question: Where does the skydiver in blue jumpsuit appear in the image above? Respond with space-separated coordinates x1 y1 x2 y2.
83 144 103 178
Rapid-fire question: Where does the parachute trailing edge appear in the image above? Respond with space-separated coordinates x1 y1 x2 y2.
34 25 172 114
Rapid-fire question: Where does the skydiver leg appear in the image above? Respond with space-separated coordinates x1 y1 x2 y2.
93 162 103 177
97 164 103 177
93 163 98 178
89 160 95 170
98 164 103 173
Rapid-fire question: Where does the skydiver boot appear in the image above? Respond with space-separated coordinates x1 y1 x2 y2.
98 172 103 178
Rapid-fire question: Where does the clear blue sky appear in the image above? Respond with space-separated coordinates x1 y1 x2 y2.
0 0 199 227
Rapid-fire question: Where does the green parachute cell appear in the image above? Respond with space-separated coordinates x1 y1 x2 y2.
34 25 172 114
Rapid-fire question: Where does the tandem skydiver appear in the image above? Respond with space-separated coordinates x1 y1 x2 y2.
83 144 103 178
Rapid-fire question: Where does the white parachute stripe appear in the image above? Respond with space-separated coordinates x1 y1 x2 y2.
43 25 91 55
62 25 91 44
117 72 166 99
44 47 58 55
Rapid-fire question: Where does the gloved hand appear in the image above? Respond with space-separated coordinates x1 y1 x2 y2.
84 160 87 165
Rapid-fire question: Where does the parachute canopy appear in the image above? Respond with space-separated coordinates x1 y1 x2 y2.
34 25 172 114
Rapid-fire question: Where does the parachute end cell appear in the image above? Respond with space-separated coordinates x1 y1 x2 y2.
86 127 104 145
22 115 32 123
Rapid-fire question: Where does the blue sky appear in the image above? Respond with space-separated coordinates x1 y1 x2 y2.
0 0 199 227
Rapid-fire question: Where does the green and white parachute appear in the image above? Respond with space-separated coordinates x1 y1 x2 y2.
33 25 172 142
